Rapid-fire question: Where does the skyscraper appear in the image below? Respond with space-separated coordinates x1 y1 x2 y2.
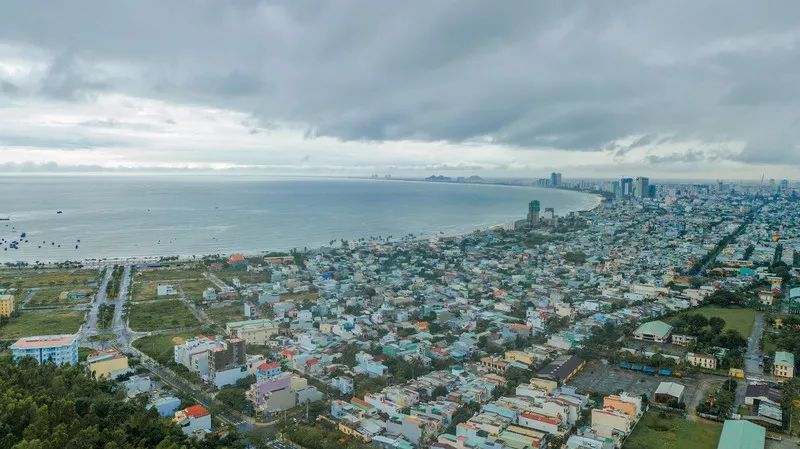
550 172 562 188
621 178 634 197
528 200 541 226
635 177 650 199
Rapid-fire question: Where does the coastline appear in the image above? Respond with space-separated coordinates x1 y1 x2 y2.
0 178 602 267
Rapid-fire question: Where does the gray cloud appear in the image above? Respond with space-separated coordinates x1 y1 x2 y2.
0 1 800 168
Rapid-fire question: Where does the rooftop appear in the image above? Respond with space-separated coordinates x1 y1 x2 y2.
774 351 795 366
717 420 765 449
633 320 673 337
11 334 76 349
184 404 210 418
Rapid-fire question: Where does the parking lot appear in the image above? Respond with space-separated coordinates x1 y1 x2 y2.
567 360 703 403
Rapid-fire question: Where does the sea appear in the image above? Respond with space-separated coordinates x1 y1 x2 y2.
0 175 600 263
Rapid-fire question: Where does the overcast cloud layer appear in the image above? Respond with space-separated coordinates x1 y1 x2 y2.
0 1 799 179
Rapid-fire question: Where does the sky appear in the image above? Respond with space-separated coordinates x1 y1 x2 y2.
0 1 798 180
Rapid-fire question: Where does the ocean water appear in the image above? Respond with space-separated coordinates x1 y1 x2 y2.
0 175 599 262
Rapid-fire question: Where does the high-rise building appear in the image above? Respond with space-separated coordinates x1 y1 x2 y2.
621 178 634 197
635 177 650 199
550 172 562 188
527 200 541 226
11 334 78 366
610 181 622 201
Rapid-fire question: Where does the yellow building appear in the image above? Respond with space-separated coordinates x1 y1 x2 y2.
87 349 130 379
529 377 559 394
591 407 632 436
505 350 535 366
0 294 14 317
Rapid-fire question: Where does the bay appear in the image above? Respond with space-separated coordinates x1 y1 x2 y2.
0 175 599 263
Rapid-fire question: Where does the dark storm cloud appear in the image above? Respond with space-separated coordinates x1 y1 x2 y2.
1 1 800 164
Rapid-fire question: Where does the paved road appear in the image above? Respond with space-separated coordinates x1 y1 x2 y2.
745 311 766 377
79 266 113 343
205 272 232 290
19 288 38 308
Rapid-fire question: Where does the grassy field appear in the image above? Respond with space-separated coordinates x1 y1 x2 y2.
178 279 216 301
89 333 116 342
25 286 93 307
0 269 99 289
133 268 206 283
673 306 756 336
128 300 200 332
624 412 722 449
205 302 246 326
133 330 203 365
131 281 178 302
0 310 85 340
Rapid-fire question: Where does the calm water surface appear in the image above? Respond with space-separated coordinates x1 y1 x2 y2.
0 176 599 262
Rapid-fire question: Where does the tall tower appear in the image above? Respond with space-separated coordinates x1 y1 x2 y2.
528 200 541 226
635 177 650 199
621 178 634 197
550 172 562 188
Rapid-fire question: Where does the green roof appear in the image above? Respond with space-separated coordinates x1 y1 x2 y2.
717 420 764 449
775 351 795 366
634 320 673 337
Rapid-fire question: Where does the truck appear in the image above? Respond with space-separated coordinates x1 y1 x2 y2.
643 367 657 376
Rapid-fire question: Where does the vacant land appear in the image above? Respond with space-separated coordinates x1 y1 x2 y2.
624 412 722 449
25 286 93 307
178 279 216 301
0 269 99 289
133 268 206 283
133 330 203 365
672 306 756 336
281 290 318 303
128 300 200 332
205 302 246 326
0 310 85 340
131 280 178 302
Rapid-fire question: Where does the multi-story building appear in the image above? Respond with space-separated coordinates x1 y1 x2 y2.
0 294 14 317
225 319 279 346
10 334 78 366
173 335 221 376
208 337 247 388
632 320 673 343
687 352 717 370
550 172 562 188
773 351 795 378
671 334 698 347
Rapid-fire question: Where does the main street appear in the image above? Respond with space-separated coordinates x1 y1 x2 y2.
79 265 112 344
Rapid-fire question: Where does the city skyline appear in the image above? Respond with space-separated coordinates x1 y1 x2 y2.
1 2 800 179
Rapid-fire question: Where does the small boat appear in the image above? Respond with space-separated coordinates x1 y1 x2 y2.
56 210 63 214
0 217 9 221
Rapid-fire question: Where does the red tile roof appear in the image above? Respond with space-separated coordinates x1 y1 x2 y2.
185 405 210 418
